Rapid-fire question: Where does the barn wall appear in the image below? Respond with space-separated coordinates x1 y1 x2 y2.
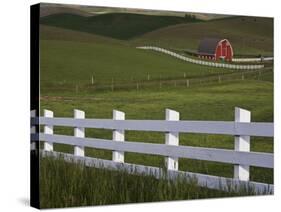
215 40 233 61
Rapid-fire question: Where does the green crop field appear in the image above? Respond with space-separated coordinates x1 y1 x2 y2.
38 9 274 208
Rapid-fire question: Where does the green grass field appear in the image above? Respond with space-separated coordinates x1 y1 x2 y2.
39 78 273 208
38 9 274 208
40 79 273 181
40 155 266 208
40 32 234 89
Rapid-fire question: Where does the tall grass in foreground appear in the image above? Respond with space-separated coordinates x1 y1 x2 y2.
40 156 268 208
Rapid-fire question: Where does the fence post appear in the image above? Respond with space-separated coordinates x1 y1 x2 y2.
112 110 125 163
111 78 114 91
74 109 85 156
234 107 251 181
165 109 179 171
186 79 189 88
30 110 36 150
43 109 53 151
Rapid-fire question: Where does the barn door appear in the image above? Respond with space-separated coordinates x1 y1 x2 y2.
216 44 222 60
222 42 227 57
226 45 232 60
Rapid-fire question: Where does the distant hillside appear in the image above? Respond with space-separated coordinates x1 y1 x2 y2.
77 6 229 20
40 25 123 45
132 16 273 55
40 3 230 20
40 13 200 40
40 4 93 17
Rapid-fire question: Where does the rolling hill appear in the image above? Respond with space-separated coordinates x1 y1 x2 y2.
40 3 230 20
40 25 235 91
40 3 93 17
131 16 273 55
40 25 123 44
40 12 273 56
40 12 200 40
39 12 273 92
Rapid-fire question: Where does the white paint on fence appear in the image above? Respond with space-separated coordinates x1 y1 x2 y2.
31 108 274 193
35 117 273 137
74 109 85 157
165 109 179 171
234 107 251 181
232 57 273 62
112 110 125 163
43 109 53 151
186 79 189 87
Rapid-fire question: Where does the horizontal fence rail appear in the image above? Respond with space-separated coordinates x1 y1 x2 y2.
32 133 273 168
137 46 265 70
232 57 274 62
31 107 274 194
31 118 273 137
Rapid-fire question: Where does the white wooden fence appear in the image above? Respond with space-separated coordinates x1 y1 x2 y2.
232 57 274 62
31 107 274 193
137 46 265 70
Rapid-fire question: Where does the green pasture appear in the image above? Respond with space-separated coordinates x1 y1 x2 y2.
40 79 273 184
40 38 233 89
39 78 274 207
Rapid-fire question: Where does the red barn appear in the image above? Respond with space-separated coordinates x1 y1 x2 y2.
198 38 233 61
